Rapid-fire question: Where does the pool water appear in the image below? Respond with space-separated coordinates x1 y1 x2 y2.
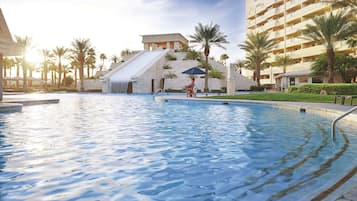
0 94 356 201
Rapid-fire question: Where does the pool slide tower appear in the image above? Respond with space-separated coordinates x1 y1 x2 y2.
102 33 188 93
102 49 169 93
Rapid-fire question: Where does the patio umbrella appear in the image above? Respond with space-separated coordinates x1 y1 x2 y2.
182 67 206 75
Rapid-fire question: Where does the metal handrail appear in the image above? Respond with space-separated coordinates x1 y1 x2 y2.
331 106 357 140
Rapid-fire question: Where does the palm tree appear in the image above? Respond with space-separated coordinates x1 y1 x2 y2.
190 23 228 92
111 55 119 64
40 49 52 89
99 53 107 71
71 38 92 91
220 53 229 66
69 59 79 88
15 36 32 90
86 48 96 78
239 32 276 86
234 59 246 74
302 11 357 83
53 46 68 88
2 57 13 87
274 55 293 73
14 57 22 88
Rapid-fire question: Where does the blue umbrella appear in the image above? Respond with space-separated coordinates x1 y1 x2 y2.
182 67 206 75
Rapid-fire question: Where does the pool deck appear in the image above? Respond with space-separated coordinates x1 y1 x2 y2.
0 97 60 113
156 95 357 201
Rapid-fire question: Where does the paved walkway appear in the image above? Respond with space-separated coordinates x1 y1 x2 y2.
157 95 357 201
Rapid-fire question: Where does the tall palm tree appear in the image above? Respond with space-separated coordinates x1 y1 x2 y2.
239 32 276 86
302 11 357 83
220 53 229 66
86 48 96 78
49 61 57 86
190 23 228 92
71 38 92 91
99 53 107 71
69 58 79 88
274 55 293 73
111 55 119 64
40 49 52 89
15 36 32 90
53 46 68 88
234 59 246 74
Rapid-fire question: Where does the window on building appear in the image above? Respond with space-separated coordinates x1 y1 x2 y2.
299 77 309 83
290 77 295 86
312 77 323 83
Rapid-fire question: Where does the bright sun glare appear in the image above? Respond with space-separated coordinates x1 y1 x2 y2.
26 49 42 64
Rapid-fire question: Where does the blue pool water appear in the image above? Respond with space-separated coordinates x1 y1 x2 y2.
0 94 356 201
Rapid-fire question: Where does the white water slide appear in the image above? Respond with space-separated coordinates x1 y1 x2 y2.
111 50 166 82
106 50 167 93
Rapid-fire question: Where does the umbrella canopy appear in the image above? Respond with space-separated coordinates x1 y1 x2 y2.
182 67 206 75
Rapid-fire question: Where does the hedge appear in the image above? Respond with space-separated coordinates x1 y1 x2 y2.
288 84 357 95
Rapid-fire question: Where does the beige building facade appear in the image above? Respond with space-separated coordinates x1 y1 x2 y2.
245 0 351 88
142 33 188 51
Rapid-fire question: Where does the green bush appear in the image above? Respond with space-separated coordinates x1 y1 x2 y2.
296 84 357 95
250 86 264 91
288 86 299 93
162 64 172 69
165 53 177 61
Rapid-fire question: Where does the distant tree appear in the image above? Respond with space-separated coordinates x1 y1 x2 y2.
111 55 119 64
208 69 224 79
220 53 229 66
15 35 32 89
234 59 246 74
239 32 276 86
40 49 52 89
71 38 92 91
312 53 357 82
302 11 357 83
120 49 132 59
53 46 69 87
14 57 22 88
190 23 228 92
274 55 293 73
99 53 107 71
86 48 96 78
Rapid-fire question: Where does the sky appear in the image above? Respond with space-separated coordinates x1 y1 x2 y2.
1 0 246 66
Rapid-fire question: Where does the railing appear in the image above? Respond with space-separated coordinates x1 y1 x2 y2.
331 106 357 140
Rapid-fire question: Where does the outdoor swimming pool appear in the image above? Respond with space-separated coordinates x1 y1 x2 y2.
0 93 356 200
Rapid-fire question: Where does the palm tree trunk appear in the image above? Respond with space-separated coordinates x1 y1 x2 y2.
256 60 261 87
16 65 19 88
3 64 7 88
80 64 84 91
283 65 286 74
74 66 78 89
51 71 54 86
58 59 62 88
87 66 90 78
44 64 48 89
327 48 334 83
204 55 209 93
29 70 33 88
23 56 27 90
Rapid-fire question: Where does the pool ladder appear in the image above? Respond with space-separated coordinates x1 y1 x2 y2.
331 106 357 140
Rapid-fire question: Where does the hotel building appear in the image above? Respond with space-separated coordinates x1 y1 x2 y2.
245 0 352 88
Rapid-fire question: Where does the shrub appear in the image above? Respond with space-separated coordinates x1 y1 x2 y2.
288 86 299 93
296 84 357 95
165 53 177 61
164 72 177 79
250 86 264 91
162 64 172 69
208 69 224 79
64 76 74 87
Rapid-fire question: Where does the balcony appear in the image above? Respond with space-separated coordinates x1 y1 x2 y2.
301 2 329 17
286 38 303 47
286 9 301 22
286 24 300 35
256 14 267 24
294 45 325 57
286 0 300 10
266 0 284 8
